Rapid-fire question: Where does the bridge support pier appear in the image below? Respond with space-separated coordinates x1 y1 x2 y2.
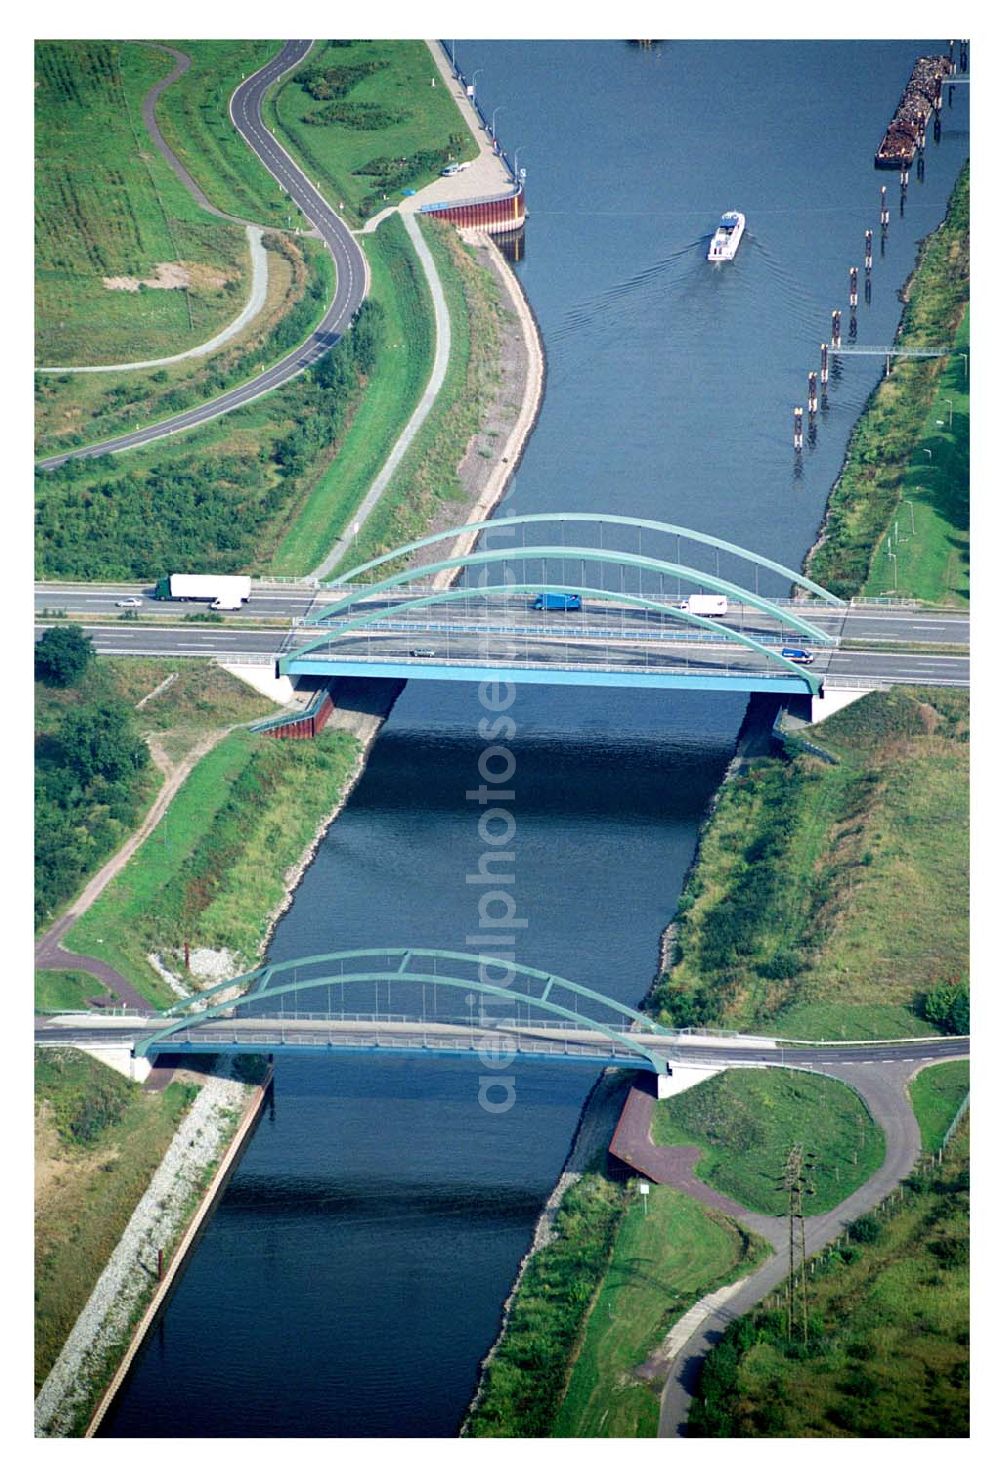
78 1045 153 1083
656 1064 725 1100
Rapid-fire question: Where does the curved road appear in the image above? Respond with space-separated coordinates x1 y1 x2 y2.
37 41 368 470
657 1052 966 1436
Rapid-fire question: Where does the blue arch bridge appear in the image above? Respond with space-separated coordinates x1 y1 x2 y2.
278 512 847 698
134 949 680 1094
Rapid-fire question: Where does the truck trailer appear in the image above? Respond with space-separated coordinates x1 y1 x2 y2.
679 594 728 617
153 574 252 611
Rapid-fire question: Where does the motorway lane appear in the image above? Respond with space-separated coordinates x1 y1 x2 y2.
33 620 970 687
34 1014 968 1064
33 585 970 649
35 41 368 470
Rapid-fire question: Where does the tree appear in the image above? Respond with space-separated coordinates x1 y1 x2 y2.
57 702 149 785
35 624 94 687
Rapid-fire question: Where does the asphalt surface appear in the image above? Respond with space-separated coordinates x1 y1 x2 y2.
657 1053 965 1436
35 41 367 470
33 589 970 687
34 1013 968 1065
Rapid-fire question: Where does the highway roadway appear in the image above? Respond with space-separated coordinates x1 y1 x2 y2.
33 583 970 644
34 1013 968 1070
33 596 970 688
35 42 368 470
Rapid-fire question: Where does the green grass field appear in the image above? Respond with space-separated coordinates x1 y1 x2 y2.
35 1048 198 1389
269 214 433 573
908 1060 969 1153
153 40 306 227
650 688 969 1040
35 971 116 1013
35 236 331 457
553 1186 765 1438
35 41 252 365
268 41 475 225
66 726 359 1005
651 1069 884 1215
688 1128 969 1437
863 308 969 604
806 165 968 602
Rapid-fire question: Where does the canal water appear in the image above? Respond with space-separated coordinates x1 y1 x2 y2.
102 40 968 1437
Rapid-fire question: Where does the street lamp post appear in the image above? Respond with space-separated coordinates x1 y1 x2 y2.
903 498 916 535
923 448 933 462
491 106 504 139
470 68 483 100
513 147 526 182
945 397 954 428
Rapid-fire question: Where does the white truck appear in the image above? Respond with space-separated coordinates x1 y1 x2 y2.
153 574 252 611
680 594 728 617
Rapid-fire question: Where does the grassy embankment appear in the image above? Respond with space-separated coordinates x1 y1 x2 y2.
34 40 332 456
153 40 301 227
332 216 503 576
34 659 275 965
64 722 360 1008
687 1124 969 1438
269 213 433 573
908 1059 969 1153
467 1166 768 1440
267 40 476 227
806 164 969 604
35 297 379 580
650 1069 885 1215
35 1048 199 1390
552 1185 767 1438
35 42 251 366
35 236 332 457
648 687 969 1041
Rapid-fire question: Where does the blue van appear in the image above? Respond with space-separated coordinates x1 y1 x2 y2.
533 593 582 611
781 647 814 665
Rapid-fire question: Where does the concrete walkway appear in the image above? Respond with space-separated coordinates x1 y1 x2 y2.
309 210 451 580
656 1056 965 1437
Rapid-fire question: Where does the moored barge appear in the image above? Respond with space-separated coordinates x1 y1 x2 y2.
875 54 952 168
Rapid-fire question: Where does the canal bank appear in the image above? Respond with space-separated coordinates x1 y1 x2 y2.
35 1060 269 1439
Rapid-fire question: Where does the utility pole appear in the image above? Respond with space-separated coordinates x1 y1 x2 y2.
777 1145 817 1346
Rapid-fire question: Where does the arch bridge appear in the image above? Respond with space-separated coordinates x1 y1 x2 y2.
134 948 677 1082
279 513 844 696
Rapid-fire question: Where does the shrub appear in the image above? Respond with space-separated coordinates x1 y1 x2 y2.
920 977 970 1035
35 624 94 687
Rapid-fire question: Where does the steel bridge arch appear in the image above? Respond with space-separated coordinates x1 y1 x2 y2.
323 512 844 607
285 581 823 692
135 948 675 1075
306 546 833 648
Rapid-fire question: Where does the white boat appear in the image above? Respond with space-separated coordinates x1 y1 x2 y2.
706 211 746 262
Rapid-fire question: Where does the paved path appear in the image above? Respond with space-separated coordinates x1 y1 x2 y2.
34 730 228 1010
610 1082 782 1242
309 210 451 579
36 41 367 470
656 1056 964 1437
